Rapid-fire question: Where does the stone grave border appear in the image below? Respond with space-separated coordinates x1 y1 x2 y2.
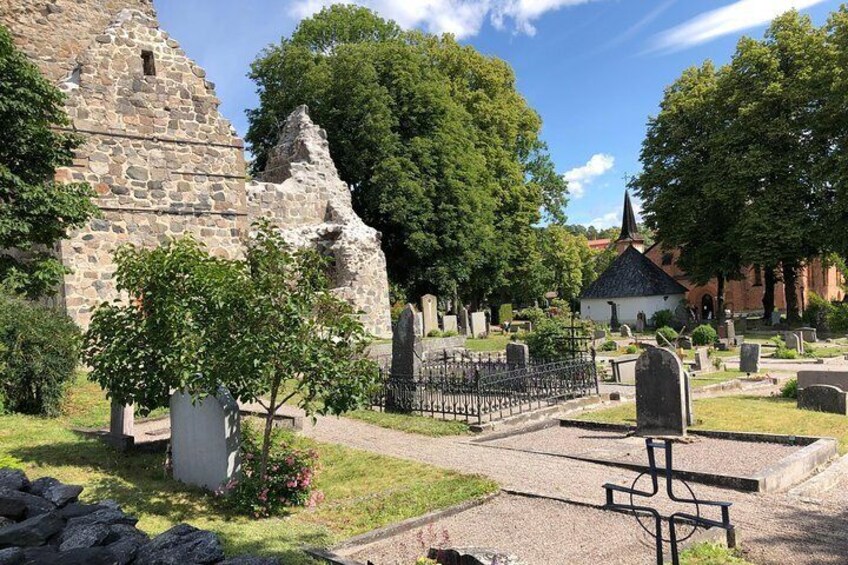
554 419 837 493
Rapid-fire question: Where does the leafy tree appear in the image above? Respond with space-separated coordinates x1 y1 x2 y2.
0 25 98 298
537 226 585 302
85 221 378 487
246 5 567 304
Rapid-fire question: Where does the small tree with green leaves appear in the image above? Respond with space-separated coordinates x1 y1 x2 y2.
0 25 98 298
85 221 378 491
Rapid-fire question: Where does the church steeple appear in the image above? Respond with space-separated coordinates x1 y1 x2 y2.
615 191 644 254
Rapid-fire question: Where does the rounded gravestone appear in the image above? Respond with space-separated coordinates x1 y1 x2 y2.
635 347 687 437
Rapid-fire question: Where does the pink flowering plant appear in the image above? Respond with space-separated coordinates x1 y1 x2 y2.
219 423 322 517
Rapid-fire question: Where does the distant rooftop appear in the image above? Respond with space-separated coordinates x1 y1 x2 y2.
580 245 687 299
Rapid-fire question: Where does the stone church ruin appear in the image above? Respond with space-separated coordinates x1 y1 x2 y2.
1 0 391 337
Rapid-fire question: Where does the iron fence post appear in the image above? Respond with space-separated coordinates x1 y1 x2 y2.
592 347 600 395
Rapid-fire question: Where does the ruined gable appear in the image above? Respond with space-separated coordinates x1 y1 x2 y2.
247 106 392 338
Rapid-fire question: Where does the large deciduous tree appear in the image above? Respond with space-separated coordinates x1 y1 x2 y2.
0 25 98 298
246 5 567 305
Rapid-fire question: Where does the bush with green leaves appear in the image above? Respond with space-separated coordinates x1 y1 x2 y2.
804 292 848 333
651 309 674 329
775 346 798 360
525 317 588 360
655 326 678 345
625 345 638 354
781 378 798 399
218 423 321 518
691 324 718 346
0 294 80 416
600 340 618 352
515 306 546 326
85 221 378 493
498 304 514 324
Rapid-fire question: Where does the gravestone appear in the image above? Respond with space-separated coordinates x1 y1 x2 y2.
771 311 782 326
724 320 735 340
442 315 458 334
170 386 241 491
421 294 438 336
693 348 713 373
635 347 687 437
392 304 423 377
459 308 472 337
679 336 692 350
735 316 748 335
798 385 848 415
684 371 694 426
415 312 425 338
506 342 530 368
620 324 632 338
608 302 620 331
594 329 607 341
785 332 804 354
739 343 761 374
106 402 134 451
797 370 848 391
636 312 646 333
470 311 488 338
799 327 817 343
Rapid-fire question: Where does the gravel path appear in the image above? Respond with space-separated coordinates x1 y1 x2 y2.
304 415 848 565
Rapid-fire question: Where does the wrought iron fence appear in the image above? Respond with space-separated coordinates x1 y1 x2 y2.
370 356 598 424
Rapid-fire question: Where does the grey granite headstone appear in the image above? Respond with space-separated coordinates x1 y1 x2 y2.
799 327 817 343
636 348 687 437
459 308 472 337
739 343 761 374
724 320 735 340
442 314 458 334
506 342 530 368
594 329 607 340
620 324 632 338
170 386 241 491
684 371 694 427
392 304 423 377
798 384 848 415
693 348 712 373
421 294 438 336
636 312 646 333
771 311 782 325
106 402 134 451
785 332 804 353
797 370 848 391
470 311 487 338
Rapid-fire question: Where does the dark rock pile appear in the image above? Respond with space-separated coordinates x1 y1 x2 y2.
0 469 278 565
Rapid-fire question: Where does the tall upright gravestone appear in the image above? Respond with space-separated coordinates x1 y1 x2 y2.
636 348 687 437
739 343 761 374
170 386 241 491
459 308 472 337
470 312 488 338
421 294 438 336
389 304 423 412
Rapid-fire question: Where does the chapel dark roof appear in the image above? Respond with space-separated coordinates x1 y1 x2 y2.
617 191 641 242
580 245 688 299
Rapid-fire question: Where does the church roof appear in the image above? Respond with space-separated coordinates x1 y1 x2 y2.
617 191 642 242
580 245 688 299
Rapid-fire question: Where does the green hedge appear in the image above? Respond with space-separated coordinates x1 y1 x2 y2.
692 324 718 346
655 326 678 344
0 295 81 416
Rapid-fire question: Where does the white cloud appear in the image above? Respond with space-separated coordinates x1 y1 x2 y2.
290 0 599 39
585 200 641 229
563 153 614 198
651 0 828 52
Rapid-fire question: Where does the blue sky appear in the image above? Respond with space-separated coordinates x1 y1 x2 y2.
156 0 840 228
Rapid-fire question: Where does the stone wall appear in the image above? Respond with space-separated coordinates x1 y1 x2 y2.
247 106 392 338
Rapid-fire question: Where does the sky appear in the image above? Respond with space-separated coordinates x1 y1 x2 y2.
156 0 841 229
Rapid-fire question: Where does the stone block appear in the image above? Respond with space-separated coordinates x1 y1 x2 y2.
506 343 530 368
739 343 761 374
797 370 848 391
470 312 487 338
693 348 712 373
170 387 241 492
421 294 438 336
785 332 804 353
798 385 848 415
391 304 423 378
593 329 607 340
459 308 472 337
679 336 692 350
442 314 458 334
636 348 687 437
799 327 817 343
610 357 638 383
620 324 632 338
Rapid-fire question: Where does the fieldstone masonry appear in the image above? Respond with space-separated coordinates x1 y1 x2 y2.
0 1 392 338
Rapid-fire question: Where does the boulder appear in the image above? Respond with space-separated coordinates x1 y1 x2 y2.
60 502 107 520
67 508 137 530
0 471 28 493
134 524 224 565
0 547 23 565
107 535 147 565
29 478 83 508
28 546 118 565
0 489 54 518
59 523 110 551
0 512 65 547
0 497 26 521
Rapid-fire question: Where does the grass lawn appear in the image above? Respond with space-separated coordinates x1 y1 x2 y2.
689 370 766 389
465 334 512 352
577 395 848 454
0 377 497 562
345 409 470 436
681 542 754 565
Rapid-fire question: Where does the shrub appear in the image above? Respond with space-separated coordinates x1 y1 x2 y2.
625 345 638 354
691 324 718 346
442 330 459 337
802 292 848 333
781 378 798 399
0 294 80 416
651 309 674 329
775 347 798 360
600 340 618 352
219 423 321 517
655 326 678 345
525 318 583 360
515 306 545 326
427 329 443 338
498 303 513 324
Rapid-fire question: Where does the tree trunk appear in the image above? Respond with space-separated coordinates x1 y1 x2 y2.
259 375 281 485
763 266 776 325
716 274 726 323
783 262 800 325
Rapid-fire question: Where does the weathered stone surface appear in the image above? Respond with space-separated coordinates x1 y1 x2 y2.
41 483 83 508
0 489 54 518
66 508 137 530
635 348 687 437
0 512 65 547
771 311 782 325
421 294 438 336
0 547 23 565
459 308 471 337
620 324 632 338
678 336 692 350
60 502 108 520
391 305 423 378
134 523 224 565
799 327 818 343
693 348 712 373
739 343 761 374
798 370 848 391
59 523 110 551
785 332 804 353
428 547 526 565
470 312 487 338
107 535 146 565
35 547 118 565
442 315 458 334
0 498 25 523
506 343 530 368
0 471 28 493
798 385 848 415
170 387 241 492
